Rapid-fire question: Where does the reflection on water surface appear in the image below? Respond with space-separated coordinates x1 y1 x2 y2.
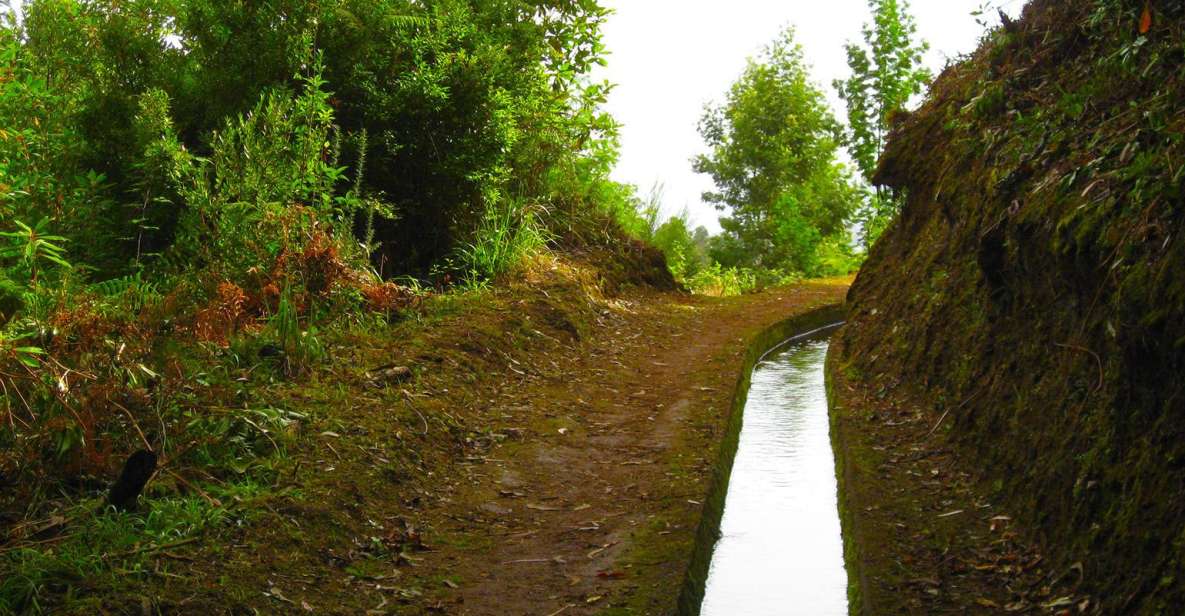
700 339 848 616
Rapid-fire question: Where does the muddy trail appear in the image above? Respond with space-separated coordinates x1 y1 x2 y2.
74 271 850 615
413 283 848 615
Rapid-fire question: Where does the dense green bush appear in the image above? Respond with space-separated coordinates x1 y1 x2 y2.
1 0 623 280
0 0 635 488
650 214 710 281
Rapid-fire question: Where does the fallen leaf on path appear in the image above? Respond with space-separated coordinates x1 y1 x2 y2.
367 365 412 387
526 503 561 511
596 570 626 579
266 587 294 604
587 542 618 559
368 596 389 614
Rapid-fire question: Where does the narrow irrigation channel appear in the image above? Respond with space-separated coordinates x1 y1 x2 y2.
699 333 848 615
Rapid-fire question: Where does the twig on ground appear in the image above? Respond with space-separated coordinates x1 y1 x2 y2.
164 469 222 508
927 390 982 438
0 533 77 555
108 536 201 560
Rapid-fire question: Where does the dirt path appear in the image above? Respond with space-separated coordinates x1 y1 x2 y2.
91 274 848 615
412 281 849 615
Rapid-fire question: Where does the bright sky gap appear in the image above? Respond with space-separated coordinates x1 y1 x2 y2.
595 0 1024 233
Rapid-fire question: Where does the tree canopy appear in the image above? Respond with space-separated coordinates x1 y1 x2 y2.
1 0 626 280
694 27 859 275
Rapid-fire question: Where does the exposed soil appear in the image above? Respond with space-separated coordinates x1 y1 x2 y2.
70 261 848 615
413 281 847 615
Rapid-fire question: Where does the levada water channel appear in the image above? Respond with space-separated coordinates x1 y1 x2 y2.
699 332 848 615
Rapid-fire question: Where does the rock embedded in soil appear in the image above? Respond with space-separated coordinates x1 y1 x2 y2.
367 364 413 387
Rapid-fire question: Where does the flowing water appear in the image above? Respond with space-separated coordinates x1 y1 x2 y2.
699 337 848 615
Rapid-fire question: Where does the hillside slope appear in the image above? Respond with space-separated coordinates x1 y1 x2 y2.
833 0 1185 612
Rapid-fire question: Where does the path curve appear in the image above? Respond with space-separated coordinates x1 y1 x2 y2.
416 281 849 615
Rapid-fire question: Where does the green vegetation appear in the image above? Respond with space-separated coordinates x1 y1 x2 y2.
0 1 678 610
0 0 637 280
0 0 899 610
694 27 861 281
833 0 930 248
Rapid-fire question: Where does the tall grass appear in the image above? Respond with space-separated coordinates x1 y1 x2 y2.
686 264 804 297
266 288 325 376
454 198 548 284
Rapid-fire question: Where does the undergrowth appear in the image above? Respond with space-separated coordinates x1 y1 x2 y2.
0 480 270 614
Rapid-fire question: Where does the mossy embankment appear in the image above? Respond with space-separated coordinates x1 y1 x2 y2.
831 1 1185 613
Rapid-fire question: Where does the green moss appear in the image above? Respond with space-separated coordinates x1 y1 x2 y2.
839 0 1185 611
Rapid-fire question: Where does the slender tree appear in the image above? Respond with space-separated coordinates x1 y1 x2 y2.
833 0 930 248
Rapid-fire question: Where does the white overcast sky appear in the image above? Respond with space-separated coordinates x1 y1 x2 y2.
594 0 1026 232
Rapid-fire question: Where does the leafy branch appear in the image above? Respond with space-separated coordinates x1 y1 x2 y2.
0 218 71 283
